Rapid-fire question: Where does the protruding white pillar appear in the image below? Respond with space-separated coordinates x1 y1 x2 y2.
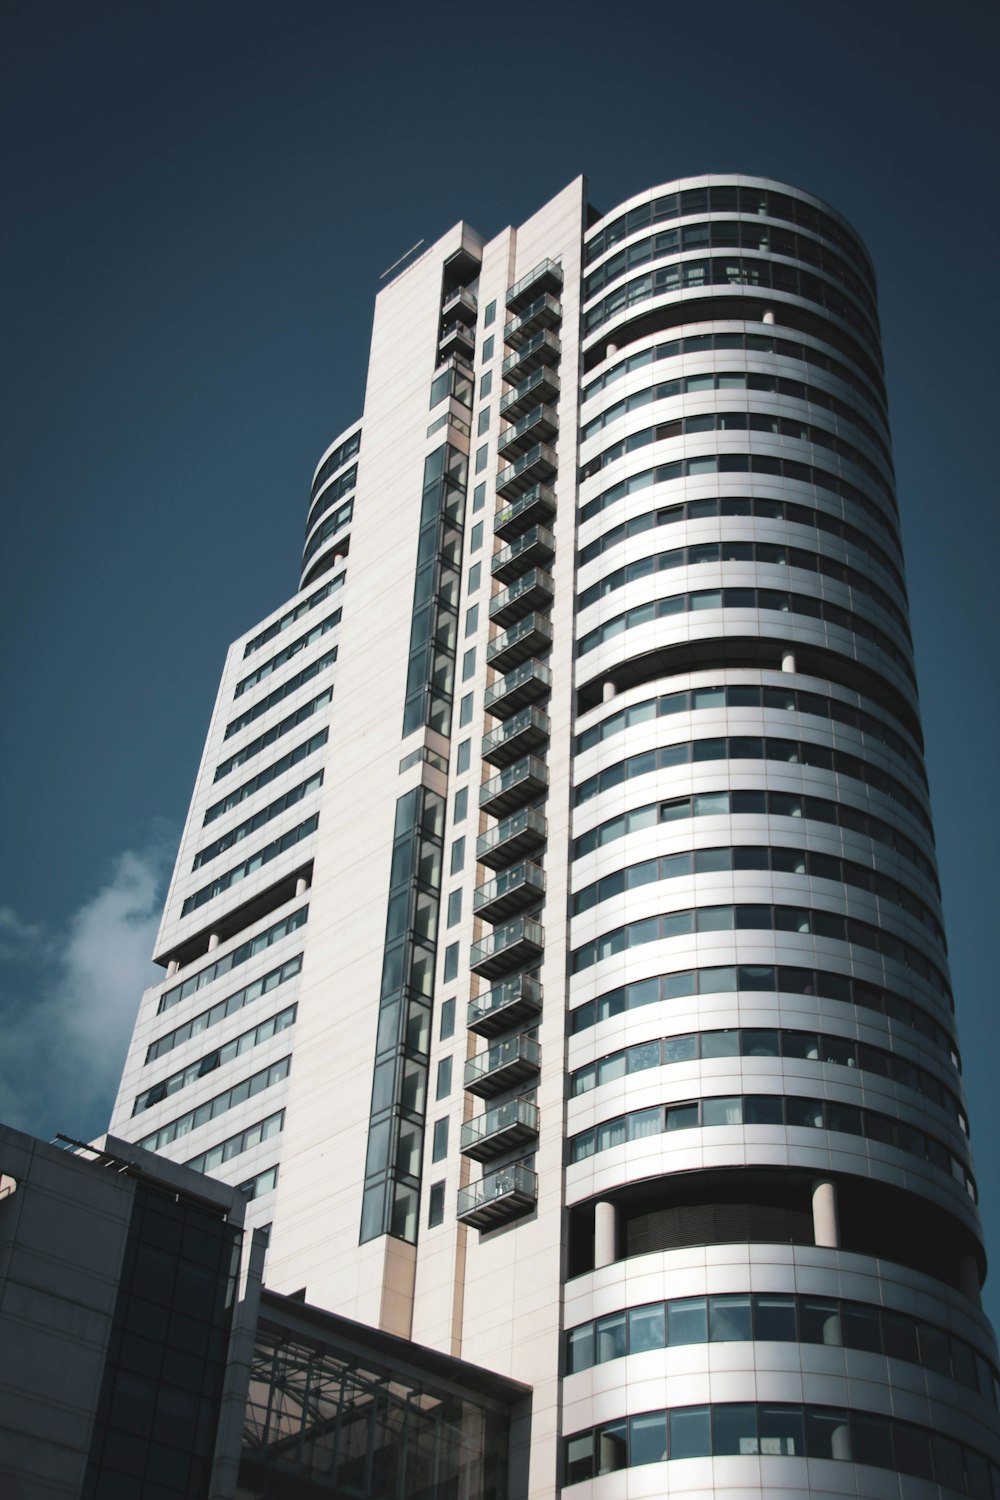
606 342 618 357
594 1200 618 1268
762 308 776 325
781 649 796 673
165 959 179 979
602 680 617 703
812 1178 840 1248
207 932 220 952
831 1423 852 1460
295 876 309 896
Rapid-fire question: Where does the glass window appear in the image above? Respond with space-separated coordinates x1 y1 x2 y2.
565 1435 593 1485
435 1057 452 1100
442 943 459 982
799 1299 841 1345
668 1297 707 1344
456 738 471 772
669 1406 711 1459
713 1403 758 1455
666 1103 699 1131
482 335 494 362
459 693 473 727
446 889 462 927
804 1409 851 1460
842 1304 881 1353
470 522 483 553
467 561 481 594
432 1117 448 1162
595 1312 627 1363
596 1421 627 1475
477 407 490 436
453 787 468 823
754 1295 797 1341
629 1412 667 1466
427 1181 445 1227
710 1295 752 1341
703 1096 742 1127
474 445 488 474
568 1324 594 1373
439 997 455 1039
759 1405 803 1457
893 1422 932 1478
629 1303 665 1354
701 1031 738 1058
484 300 496 327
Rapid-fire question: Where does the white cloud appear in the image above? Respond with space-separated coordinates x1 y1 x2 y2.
0 839 173 1142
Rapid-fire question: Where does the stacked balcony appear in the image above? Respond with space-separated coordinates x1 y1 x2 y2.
460 258 562 1231
479 758 549 819
464 1034 541 1098
461 1099 539 1163
482 705 550 768
467 973 543 1038
456 1163 537 1230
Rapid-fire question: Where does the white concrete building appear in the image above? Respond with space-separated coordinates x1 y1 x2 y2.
110 175 1000 1497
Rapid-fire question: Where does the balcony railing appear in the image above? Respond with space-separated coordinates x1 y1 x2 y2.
491 526 556 584
467 972 542 1037
464 1033 541 1098
482 704 550 768
486 613 553 674
489 568 554 628
456 1163 537 1229
503 293 562 348
461 1098 539 1163
441 286 477 324
469 918 544 981
483 659 551 720
501 330 561 384
500 366 560 423
479 756 549 819
494 484 557 543
497 404 559 461
473 859 545 922
476 806 547 869
506 257 563 314
496 444 558 502
439 321 475 356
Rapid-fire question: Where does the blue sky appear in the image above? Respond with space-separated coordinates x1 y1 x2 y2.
2 0 998 1318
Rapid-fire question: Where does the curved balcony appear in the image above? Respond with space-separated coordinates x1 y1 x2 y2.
456 1163 537 1230
479 756 549 819
494 484 557 543
468 973 542 1038
482 704 550 768
461 1099 539 1163
473 860 545 923
500 367 560 423
464 1033 541 1099
491 526 555 583
470 918 544 981
487 613 553 674
476 806 547 870
506 257 563 314
483 659 551 720
502 330 561 384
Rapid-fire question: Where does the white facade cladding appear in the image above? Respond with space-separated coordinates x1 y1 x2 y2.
110 175 1000 1498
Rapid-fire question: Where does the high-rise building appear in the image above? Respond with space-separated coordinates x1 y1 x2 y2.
110 174 1000 1496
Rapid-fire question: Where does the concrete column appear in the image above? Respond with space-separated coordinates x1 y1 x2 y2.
831 1423 852 1460
602 680 617 703
594 1200 618 1268
812 1178 840 1248
606 342 618 357
762 309 776 325
781 649 796 673
295 876 309 897
207 932 220 952
165 959 179 979
959 1254 981 1304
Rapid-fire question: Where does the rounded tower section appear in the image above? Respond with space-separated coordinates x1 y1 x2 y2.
563 177 997 1496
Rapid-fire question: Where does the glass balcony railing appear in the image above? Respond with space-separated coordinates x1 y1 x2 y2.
479 756 548 818
464 1033 541 1097
473 860 545 921
505 257 563 314
469 918 544 981
499 366 560 421
497 404 558 460
489 568 554 628
503 293 562 348
496 445 557 501
476 806 547 869
501 330 561 383
486 613 553 673
460 1098 539 1162
481 704 550 768
491 526 556 583
483 659 551 719
456 1163 537 1229
494 484 557 543
467 972 542 1036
